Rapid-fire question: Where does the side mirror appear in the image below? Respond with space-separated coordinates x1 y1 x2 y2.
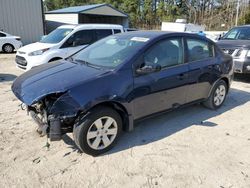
217 34 222 41
136 63 161 75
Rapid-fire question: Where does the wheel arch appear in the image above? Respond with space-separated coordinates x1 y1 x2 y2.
80 101 131 132
220 77 230 93
208 77 230 98
49 57 63 62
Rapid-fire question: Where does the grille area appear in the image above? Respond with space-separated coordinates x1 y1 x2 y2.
222 49 235 55
15 55 27 66
235 49 242 57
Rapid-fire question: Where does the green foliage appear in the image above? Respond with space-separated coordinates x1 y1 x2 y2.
43 0 250 30
239 10 250 25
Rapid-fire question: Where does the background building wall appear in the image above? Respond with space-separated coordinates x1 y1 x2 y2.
0 0 44 44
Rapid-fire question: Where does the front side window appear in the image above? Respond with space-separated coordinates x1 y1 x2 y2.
95 29 113 40
62 30 94 48
40 28 72 44
0 32 6 37
187 39 214 62
144 38 184 68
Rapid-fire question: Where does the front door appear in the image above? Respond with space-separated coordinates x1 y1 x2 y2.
132 37 189 119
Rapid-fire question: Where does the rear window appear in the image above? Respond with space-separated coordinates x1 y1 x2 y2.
95 29 113 40
0 32 6 37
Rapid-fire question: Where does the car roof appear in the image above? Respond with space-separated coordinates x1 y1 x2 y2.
58 24 123 30
232 25 250 28
115 30 208 41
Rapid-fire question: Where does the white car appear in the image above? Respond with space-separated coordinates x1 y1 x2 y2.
0 31 22 53
16 24 124 71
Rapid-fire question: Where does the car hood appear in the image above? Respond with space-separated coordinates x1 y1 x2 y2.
217 39 250 49
12 60 109 105
17 42 56 54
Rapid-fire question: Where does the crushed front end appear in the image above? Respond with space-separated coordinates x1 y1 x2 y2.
23 92 80 141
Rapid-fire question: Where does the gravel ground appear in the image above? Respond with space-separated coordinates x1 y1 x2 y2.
0 53 250 188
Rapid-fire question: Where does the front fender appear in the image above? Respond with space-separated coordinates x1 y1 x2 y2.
49 91 132 119
49 92 81 117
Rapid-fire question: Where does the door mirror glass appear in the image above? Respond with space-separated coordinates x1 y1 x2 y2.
136 62 161 75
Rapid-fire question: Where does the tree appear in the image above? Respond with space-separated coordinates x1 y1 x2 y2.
43 0 250 30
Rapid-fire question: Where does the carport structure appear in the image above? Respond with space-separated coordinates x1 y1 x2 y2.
45 4 129 33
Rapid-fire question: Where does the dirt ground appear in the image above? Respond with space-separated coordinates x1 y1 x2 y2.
0 53 250 188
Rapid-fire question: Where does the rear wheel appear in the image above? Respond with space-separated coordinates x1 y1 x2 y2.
3 44 14 53
73 107 122 156
203 80 227 110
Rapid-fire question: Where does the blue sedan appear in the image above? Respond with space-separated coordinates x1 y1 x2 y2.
12 31 233 155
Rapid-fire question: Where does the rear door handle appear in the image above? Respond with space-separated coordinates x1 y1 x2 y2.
177 73 186 80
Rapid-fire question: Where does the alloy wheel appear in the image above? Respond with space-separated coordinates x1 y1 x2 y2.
4 45 13 53
214 85 226 106
86 116 118 150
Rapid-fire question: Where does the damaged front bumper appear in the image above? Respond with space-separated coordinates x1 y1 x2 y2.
25 93 81 141
27 105 62 141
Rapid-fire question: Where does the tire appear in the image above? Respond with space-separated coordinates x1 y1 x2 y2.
203 80 228 110
73 107 122 156
3 44 14 53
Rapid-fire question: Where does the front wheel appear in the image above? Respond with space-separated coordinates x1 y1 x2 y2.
73 107 122 156
203 80 228 110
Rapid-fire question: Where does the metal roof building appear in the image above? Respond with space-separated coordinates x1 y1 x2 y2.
0 0 44 44
45 4 129 33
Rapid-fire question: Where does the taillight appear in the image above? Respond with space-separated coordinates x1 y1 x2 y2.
15 37 21 41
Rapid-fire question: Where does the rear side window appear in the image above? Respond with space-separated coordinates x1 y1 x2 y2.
187 39 214 62
114 29 121 34
95 29 112 40
0 32 6 37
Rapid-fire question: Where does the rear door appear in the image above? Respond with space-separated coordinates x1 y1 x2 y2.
185 37 217 102
132 37 189 119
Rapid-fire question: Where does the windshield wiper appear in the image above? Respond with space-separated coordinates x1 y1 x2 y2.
74 59 102 70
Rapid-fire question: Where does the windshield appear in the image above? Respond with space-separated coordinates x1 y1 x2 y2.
222 27 250 40
73 35 149 68
40 28 73 43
